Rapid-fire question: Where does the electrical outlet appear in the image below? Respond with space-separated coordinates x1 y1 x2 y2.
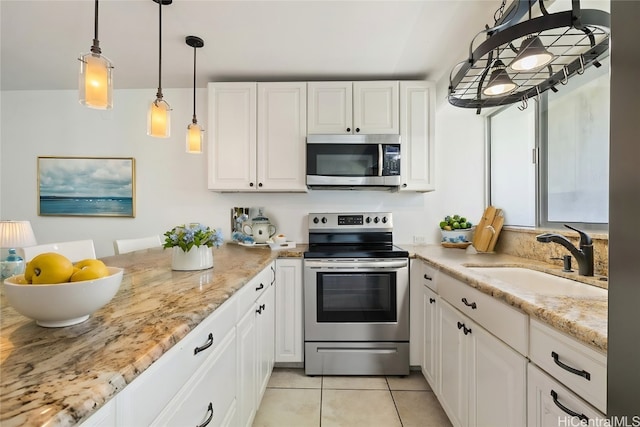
413 235 426 245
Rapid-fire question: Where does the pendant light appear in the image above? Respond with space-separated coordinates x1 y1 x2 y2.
78 0 113 110
510 35 554 71
185 36 204 154
148 0 172 138
483 58 516 97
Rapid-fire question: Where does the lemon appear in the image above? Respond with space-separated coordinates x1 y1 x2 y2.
24 252 74 284
70 259 110 282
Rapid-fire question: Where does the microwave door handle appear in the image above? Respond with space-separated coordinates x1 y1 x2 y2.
378 144 383 177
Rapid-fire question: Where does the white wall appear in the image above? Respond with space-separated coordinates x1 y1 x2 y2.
1 87 485 257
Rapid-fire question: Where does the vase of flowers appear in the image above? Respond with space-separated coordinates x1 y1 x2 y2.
163 223 224 271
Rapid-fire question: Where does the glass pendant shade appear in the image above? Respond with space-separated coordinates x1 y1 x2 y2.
148 98 171 138
483 60 517 96
79 53 113 109
510 36 554 71
186 122 203 153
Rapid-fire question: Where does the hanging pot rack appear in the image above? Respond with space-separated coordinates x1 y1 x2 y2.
448 0 610 113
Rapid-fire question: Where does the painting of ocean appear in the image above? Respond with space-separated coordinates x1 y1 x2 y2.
38 157 135 217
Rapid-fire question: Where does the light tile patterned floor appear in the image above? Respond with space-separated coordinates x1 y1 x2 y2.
253 368 452 427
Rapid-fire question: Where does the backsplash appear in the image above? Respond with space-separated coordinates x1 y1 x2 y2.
495 227 609 277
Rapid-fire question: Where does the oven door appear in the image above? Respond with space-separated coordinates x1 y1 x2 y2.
304 258 409 342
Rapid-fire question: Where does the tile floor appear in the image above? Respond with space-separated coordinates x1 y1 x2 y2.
253 368 452 427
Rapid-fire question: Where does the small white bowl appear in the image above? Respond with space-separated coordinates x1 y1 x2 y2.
3 267 123 327
273 234 287 244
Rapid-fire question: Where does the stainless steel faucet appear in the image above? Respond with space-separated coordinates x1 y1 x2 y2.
536 225 594 276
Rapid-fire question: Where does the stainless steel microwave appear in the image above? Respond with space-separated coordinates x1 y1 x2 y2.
306 134 401 190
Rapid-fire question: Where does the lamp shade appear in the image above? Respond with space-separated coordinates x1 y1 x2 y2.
186 122 203 153
79 53 113 109
510 36 554 71
483 60 517 96
148 98 171 138
0 221 37 249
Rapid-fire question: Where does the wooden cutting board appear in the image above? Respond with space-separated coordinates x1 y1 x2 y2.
473 206 497 251
486 213 505 252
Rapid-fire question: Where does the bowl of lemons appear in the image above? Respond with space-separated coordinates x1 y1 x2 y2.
439 214 475 247
3 252 123 327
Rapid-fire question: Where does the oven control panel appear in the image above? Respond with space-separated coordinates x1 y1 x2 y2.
308 212 393 230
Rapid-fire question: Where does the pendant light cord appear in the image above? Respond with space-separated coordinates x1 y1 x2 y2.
91 0 101 54
156 0 163 99
192 46 197 123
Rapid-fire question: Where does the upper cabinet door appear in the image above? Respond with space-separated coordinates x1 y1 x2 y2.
257 82 308 191
399 81 435 192
307 82 353 134
208 82 257 191
353 81 399 134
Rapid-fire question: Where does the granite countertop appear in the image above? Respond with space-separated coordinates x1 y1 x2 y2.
1 242 606 426
403 244 608 352
0 243 304 427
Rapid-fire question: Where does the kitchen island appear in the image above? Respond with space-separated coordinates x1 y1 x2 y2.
0 244 301 427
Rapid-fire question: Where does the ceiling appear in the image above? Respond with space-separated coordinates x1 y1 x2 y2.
0 0 502 91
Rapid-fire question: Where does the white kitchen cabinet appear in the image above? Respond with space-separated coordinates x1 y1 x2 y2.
528 363 605 426
409 259 425 366
307 81 399 134
274 259 304 364
438 299 527 427
151 327 237 427
236 263 275 427
422 284 439 392
399 81 435 192
208 82 307 192
116 294 238 426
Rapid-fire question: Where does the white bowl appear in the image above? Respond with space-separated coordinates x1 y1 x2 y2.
3 267 123 327
273 234 287 244
440 228 475 244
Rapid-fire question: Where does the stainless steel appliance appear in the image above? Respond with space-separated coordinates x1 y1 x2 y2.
306 134 401 190
304 212 409 375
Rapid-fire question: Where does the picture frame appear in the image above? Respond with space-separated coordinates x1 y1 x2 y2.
37 156 136 217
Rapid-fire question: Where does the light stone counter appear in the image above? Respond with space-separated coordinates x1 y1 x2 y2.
0 244 304 427
403 244 608 352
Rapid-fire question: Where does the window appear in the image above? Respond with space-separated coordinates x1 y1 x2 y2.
489 58 610 231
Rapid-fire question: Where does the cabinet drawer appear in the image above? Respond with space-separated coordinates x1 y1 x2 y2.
117 296 237 426
439 273 528 355
152 327 237 427
421 262 439 292
527 363 604 426
529 319 606 413
237 264 273 318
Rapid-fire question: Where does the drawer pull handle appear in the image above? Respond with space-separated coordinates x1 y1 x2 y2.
423 274 433 281
196 402 214 427
256 304 266 314
457 321 464 330
551 351 591 380
461 298 477 309
194 333 214 355
550 390 588 422
429 298 436 304
256 283 264 291
457 321 472 335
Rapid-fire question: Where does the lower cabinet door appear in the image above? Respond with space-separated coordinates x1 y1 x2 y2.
422 285 438 392
256 282 275 403
237 305 257 427
151 328 237 427
528 364 605 427
468 318 527 427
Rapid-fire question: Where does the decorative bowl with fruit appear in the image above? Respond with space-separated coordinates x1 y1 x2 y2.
439 214 475 246
2 253 123 327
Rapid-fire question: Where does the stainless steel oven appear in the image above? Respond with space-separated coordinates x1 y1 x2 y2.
304 212 409 376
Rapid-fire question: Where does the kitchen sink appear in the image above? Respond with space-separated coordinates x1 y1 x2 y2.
466 266 607 297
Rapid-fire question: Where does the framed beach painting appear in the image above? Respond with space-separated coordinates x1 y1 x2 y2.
38 156 135 217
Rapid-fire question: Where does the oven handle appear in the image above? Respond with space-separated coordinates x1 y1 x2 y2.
305 260 408 269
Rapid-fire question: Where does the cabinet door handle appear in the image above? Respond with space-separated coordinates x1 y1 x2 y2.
256 283 264 291
196 402 214 427
423 274 432 281
429 298 436 304
355 128 360 133
258 182 263 187
463 325 472 335
346 127 351 132
249 182 254 187
457 321 464 330
551 351 591 380
193 333 214 355
256 304 266 314
461 298 477 309
550 390 588 422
